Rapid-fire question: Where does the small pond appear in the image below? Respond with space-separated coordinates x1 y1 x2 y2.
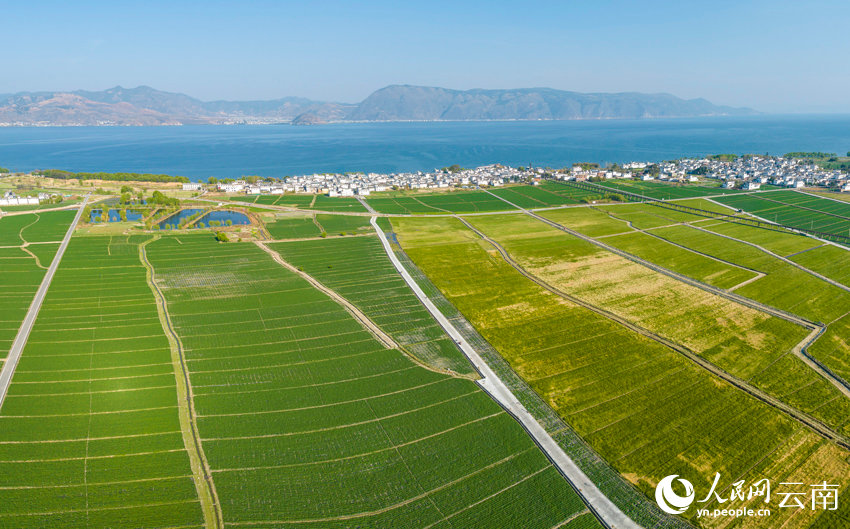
90 209 144 223
197 210 250 227
157 209 204 230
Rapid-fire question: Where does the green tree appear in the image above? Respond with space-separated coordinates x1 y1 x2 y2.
208 176 218 184
216 231 229 242
120 185 132 194
120 209 127 222
100 211 109 223
225 219 233 226
198 222 205 229
320 232 327 238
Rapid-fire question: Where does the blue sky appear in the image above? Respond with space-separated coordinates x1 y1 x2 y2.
2 0 848 112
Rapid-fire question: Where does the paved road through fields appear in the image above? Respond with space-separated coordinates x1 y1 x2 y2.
370 217 639 529
0 194 89 411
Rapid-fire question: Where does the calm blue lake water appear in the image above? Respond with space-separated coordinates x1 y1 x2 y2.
0 116 848 181
199 210 249 226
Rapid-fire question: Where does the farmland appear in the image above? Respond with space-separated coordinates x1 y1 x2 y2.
649 224 850 323
143 234 596 527
0 234 206 527
714 191 850 237
263 213 373 239
594 179 745 199
490 185 582 208
0 244 58 359
270 235 474 374
0 210 76 246
315 213 373 234
0 211 72 359
461 214 850 432
366 190 517 214
264 213 323 239
226 194 369 212
392 215 850 528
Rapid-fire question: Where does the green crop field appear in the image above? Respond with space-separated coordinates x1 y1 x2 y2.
393 216 850 528
144 234 596 527
0 234 205 527
790 245 850 287
538 181 609 201
715 191 850 237
595 179 745 199
490 185 579 208
0 244 59 359
649 225 850 323
537 207 634 237
598 230 758 289
0 210 75 246
365 196 444 214
367 190 517 214
264 214 323 239
226 194 369 212
310 195 368 212
695 220 823 256
270 235 474 374
0 210 72 359
413 191 516 213
314 213 373 234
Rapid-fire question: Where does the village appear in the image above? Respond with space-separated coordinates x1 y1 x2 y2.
181 154 850 197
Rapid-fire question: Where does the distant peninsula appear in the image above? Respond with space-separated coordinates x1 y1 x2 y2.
0 85 758 127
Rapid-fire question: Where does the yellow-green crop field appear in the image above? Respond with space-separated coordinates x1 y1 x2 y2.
393 214 850 529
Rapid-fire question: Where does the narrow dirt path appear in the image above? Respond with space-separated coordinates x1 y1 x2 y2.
139 236 223 529
311 213 325 233
20 246 47 270
456 216 850 450
255 242 466 380
0 196 88 410
687 223 850 296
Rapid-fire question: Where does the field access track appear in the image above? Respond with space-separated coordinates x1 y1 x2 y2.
144 233 599 529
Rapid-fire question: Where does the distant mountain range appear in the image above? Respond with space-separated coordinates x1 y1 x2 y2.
0 85 757 126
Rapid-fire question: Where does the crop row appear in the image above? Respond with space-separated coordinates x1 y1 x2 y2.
366 190 517 214
270 235 474 374
596 179 744 199
0 235 204 527
144 233 594 527
502 212 850 432
0 245 59 358
715 193 850 237
650 224 850 323
392 215 850 527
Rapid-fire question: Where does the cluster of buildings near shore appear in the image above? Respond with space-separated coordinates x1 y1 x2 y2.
0 190 61 206
565 156 849 191
174 156 847 197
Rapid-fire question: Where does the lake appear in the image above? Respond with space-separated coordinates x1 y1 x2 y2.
0 115 848 181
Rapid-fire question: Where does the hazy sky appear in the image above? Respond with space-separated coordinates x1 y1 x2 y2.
2 0 848 113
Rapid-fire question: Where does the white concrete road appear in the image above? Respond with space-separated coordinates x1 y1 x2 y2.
370 217 639 529
0 194 89 411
